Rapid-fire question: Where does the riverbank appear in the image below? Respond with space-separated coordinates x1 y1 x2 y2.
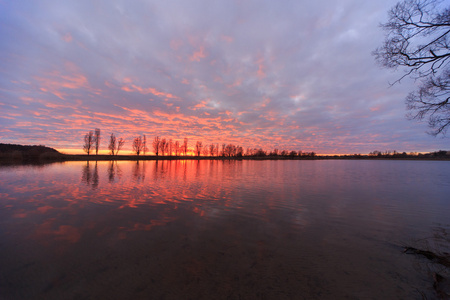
2 153 450 166
1 143 449 163
62 154 450 161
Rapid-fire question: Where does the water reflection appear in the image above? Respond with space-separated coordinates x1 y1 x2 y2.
0 160 449 299
107 160 122 183
81 161 99 189
132 160 146 182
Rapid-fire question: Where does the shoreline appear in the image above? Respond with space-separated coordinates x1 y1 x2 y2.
62 154 450 161
1 153 450 165
1 143 449 163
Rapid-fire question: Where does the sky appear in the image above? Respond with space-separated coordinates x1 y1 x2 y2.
1 0 448 155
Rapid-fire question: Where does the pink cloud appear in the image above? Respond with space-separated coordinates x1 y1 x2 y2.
256 56 266 79
189 46 206 62
120 79 178 100
34 63 93 99
170 39 183 51
62 33 72 43
220 35 233 43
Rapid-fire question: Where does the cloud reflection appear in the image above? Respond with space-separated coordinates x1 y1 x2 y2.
1 159 448 254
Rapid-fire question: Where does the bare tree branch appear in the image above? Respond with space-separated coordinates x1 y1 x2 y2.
374 0 450 135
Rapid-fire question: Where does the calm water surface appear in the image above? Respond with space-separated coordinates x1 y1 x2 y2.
0 160 449 299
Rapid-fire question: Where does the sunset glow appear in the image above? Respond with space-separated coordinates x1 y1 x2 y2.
1 1 448 154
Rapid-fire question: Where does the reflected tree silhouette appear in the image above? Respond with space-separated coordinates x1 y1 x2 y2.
132 161 146 182
153 160 160 180
195 159 201 178
107 161 122 183
108 161 115 182
81 161 91 184
92 161 99 189
81 161 99 189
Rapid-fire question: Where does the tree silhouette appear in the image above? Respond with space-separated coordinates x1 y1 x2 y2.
174 140 180 156
83 131 94 155
224 144 236 157
254 148 266 157
94 128 101 155
143 134 148 155
153 136 160 156
108 133 125 155
83 131 319 159
160 138 166 156
374 0 450 135
183 138 188 156
236 146 243 157
202 145 209 156
209 144 215 156
132 136 144 155
108 133 116 155
195 141 203 156
169 139 173 156
117 138 125 155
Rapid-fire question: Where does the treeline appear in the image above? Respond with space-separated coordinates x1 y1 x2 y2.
0 143 62 162
322 150 450 159
0 143 59 154
367 150 450 158
82 129 316 158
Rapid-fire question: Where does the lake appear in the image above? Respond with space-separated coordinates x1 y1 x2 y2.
0 159 449 299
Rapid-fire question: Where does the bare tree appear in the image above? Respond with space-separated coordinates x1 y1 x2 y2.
160 138 166 156
83 131 94 155
255 148 266 157
108 133 117 155
108 133 125 155
230 144 237 157
117 138 125 155
94 128 101 155
202 146 209 156
224 144 237 157
195 141 203 156
143 134 148 155
168 139 173 156
164 140 169 155
374 0 450 135
153 136 160 156
236 146 243 157
174 140 180 156
183 138 188 156
133 136 144 155
209 144 215 156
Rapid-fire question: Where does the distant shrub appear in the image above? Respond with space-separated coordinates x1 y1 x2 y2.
11 151 23 160
39 152 63 161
